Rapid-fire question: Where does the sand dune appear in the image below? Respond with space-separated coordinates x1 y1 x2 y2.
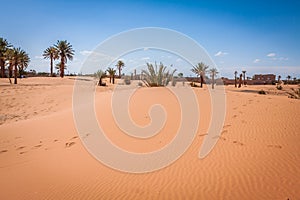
0 77 299 199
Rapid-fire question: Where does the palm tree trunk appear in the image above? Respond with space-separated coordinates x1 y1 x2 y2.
0 59 5 78
50 56 53 76
238 74 242 88
212 75 215 89
60 58 64 78
234 76 237 87
14 63 18 84
118 68 121 78
200 75 203 88
112 74 115 84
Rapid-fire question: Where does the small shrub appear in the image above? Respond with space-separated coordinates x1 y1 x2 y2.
138 82 143 87
258 90 266 95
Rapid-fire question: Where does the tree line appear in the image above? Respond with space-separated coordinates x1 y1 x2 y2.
0 38 30 84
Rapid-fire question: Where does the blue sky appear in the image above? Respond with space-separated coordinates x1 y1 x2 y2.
1 0 299 78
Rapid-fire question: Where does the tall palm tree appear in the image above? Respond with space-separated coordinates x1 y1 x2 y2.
116 60 125 78
278 75 281 83
54 40 74 78
242 70 246 85
18 50 30 78
0 38 12 78
106 67 116 84
95 70 105 86
191 62 209 88
238 74 242 88
234 71 238 87
11 47 30 84
286 75 291 84
210 68 218 89
43 46 58 76
4 48 14 83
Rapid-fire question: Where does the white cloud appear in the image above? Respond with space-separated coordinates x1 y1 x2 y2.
253 58 260 63
80 50 93 56
267 52 276 57
141 57 150 60
143 47 149 51
214 51 228 57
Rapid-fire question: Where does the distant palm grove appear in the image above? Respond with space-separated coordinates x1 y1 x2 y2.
0 37 30 84
0 37 75 84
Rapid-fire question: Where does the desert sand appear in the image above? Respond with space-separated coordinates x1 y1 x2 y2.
0 77 299 199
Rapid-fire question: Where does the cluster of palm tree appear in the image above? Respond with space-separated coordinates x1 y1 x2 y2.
191 62 219 89
43 40 74 78
142 62 176 87
0 37 30 84
234 70 247 88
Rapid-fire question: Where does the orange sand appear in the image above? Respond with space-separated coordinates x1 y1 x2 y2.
0 77 299 199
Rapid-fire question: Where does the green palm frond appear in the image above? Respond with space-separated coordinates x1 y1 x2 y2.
142 62 177 87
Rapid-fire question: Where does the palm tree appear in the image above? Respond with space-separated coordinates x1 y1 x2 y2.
191 62 209 88
0 38 12 78
238 74 242 88
54 40 74 78
210 68 218 89
142 62 176 87
116 60 125 78
278 75 281 83
43 46 58 76
11 47 30 84
242 70 246 85
4 48 14 83
95 70 105 86
286 75 291 85
106 67 116 84
18 50 30 78
234 71 238 87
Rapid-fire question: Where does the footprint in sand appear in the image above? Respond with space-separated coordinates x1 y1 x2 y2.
267 144 282 149
233 141 244 146
70 136 78 140
198 133 208 137
19 151 27 154
65 142 75 148
53 139 59 142
16 146 26 150
0 150 8 154
213 136 226 141
223 124 231 128
233 115 237 118
221 130 228 134
33 144 42 148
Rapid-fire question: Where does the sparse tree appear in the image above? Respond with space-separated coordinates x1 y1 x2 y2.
210 68 218 89
43 46 58 76
11 47 30 84
242 70 246 85
55 40 74 78
191 62 209 88
238 74 242 88
234 71 238 87
116 60 125 78
95 70 105 86
106 67 116 84
0 38 12 78
286 75 291 84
